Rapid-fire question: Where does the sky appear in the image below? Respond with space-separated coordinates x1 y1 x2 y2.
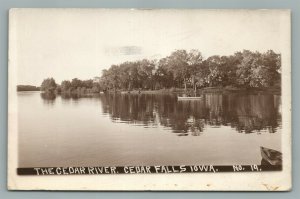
11 9 289 86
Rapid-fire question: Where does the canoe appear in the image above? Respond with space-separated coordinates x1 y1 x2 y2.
178 96 202 100
260 146 282 166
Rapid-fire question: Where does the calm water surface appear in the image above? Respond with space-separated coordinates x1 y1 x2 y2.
18 91 282 167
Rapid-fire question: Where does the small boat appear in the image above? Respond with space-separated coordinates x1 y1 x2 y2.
178 96 202 100
260 146 282 166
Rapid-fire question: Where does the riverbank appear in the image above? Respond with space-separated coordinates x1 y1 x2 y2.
106 86 281 95
28 86 281 97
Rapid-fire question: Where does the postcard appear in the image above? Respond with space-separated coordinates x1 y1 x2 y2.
8 9 291 191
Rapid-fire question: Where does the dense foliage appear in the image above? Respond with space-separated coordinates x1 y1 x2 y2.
40 78 57 92
38 49 281 93
60 78 101 93
100 49 281 91
39 77 101 94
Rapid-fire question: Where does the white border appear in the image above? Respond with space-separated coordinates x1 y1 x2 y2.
7 9 291 191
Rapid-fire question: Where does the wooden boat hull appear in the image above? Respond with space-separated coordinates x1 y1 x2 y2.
260 146 282 166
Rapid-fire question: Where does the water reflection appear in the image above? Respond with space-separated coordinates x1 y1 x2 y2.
98 93 281 135
41 92 281 136
60 92 100 100
40 92 56 105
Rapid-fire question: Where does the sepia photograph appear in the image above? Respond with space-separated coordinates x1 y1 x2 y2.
8 9 291 191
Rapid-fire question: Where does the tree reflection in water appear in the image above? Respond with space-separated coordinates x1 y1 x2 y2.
99 92 281 136
40 92 56 105
40 92 281 136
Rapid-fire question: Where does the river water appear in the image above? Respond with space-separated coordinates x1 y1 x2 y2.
18 91 282 167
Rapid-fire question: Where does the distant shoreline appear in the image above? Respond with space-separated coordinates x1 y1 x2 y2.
17 85 40 92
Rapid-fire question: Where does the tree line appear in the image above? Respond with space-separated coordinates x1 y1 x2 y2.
38 49 281 93
17 85 40 91
100 49 281 91
40 78 101 94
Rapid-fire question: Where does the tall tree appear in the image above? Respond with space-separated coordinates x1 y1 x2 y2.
187 49 203 91
206 55 225 87
41 78 57 92
137 59 156 89
71 78 82 89
167 50 190 90
156 57 175 89
236 50 259 88
61 80 71 92
194 61 209 88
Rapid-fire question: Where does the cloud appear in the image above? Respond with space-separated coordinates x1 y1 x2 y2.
104 46 142 56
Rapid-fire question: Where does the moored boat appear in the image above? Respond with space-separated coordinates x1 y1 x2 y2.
260 146 282 166
178 96 202 100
